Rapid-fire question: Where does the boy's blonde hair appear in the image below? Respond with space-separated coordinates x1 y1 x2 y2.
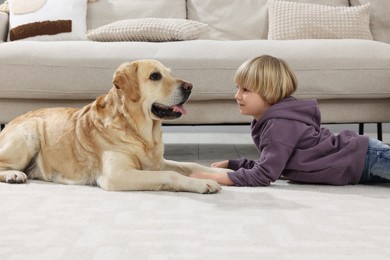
235 55 297 104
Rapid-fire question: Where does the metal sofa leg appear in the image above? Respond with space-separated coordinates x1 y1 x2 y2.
377 123 383 141
359 123 364 135
358 122 383 141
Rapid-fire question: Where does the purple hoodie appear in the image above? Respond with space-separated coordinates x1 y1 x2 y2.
227 97 369 186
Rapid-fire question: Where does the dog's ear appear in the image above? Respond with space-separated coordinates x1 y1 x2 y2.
113 63 140 103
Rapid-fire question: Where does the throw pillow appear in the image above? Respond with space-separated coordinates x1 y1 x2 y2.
8 0 88 41
268 0 373 40
87 18 208 42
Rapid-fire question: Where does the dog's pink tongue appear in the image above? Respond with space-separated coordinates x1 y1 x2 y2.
173 105 187 115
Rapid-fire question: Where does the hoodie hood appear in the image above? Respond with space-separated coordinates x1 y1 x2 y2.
255 96 321 130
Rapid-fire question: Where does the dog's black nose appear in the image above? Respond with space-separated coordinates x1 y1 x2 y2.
182 82 193 91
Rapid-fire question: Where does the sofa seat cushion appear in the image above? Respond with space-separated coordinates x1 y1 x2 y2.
0 39 389 101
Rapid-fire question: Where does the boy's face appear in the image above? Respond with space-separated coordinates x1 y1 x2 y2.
235 85 270 120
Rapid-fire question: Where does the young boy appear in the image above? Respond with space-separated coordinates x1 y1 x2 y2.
190 55 390 186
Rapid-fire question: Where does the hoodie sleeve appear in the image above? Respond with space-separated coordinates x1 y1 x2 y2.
228 158 256 170
227 141 294 186
227 119 303 187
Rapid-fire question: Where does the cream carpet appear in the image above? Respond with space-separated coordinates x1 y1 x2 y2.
1 179 389 260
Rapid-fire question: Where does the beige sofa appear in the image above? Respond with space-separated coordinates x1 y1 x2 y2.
0 0 389 131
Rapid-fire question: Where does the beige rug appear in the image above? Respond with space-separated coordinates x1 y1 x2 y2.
1 180 389 260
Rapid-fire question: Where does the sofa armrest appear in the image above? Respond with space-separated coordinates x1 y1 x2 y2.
0 12 9 42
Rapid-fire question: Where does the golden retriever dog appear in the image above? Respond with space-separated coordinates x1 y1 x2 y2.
0 60 226 193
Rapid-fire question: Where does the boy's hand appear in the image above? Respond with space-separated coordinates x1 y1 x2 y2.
190 171 234 186
211 160 229 168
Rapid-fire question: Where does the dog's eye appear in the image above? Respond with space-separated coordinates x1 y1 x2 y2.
149 72 162 81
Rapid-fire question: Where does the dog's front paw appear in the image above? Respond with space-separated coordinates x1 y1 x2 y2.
5 171 27 184
197 179 221 194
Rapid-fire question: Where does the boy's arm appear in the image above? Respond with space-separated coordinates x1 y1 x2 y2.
189 171 234 186
227 141 294 186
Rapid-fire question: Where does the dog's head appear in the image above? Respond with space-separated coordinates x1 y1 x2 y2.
113 60 192 120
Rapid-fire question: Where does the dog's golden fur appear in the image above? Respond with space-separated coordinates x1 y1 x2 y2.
0 60 225 193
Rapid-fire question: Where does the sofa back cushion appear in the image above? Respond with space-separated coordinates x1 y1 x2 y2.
351 0 390 44
187 0 349 40
187 0 268 40
87 0 186 30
